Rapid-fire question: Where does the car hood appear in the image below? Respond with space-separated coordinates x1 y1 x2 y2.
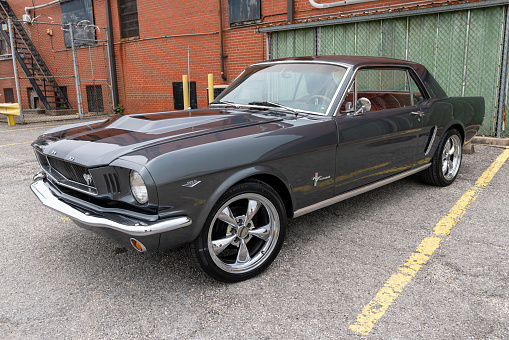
32 108 288 167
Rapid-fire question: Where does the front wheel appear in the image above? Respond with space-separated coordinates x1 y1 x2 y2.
190 180 287 282
421 129 463 186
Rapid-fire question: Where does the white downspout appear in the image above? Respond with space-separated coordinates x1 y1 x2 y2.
309 0 375 9
24 0 61 21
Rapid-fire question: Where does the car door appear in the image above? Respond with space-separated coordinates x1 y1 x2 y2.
333 67 429 195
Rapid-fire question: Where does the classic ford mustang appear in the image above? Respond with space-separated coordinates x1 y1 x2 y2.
31 56 484 282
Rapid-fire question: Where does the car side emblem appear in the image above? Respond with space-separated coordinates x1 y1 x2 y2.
83 174 93 186
182 180 201 188
312 172 331 187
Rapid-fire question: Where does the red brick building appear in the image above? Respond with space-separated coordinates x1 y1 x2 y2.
0 0 508 136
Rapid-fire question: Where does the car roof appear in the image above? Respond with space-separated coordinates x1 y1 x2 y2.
255 55 424 71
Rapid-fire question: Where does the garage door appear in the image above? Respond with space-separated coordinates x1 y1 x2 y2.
270 6 506 137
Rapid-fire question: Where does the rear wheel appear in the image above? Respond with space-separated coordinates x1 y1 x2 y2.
190 180 287 282
421 129 463 186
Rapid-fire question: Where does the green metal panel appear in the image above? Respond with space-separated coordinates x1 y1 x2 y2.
295 28 315 57
333 23 356 56
318 24 356 56
273 30 294 58
407 14 437 74
271 5 506 136
465 7 505 136
319 26 334 55
381 18 407 60
356 21 381 57
435 11 468 97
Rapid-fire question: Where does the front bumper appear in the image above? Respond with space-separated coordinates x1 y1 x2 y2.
31 178 192 249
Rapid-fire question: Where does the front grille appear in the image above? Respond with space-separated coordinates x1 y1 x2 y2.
47 156 91 186
35 150 97 195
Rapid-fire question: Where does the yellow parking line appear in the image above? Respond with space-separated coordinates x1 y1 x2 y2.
0 124 66 133
349 147 509 336
0 141 31 148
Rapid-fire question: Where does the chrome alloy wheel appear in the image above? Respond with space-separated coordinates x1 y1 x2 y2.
207 193 280 274
441 134 462 181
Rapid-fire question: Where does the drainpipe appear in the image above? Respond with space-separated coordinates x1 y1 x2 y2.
24 0 60 20
218 0 227 81
105 0 119 109
288 0 294 22
309 0 376 9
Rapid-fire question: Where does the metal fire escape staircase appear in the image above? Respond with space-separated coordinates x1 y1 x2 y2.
0 0 71 110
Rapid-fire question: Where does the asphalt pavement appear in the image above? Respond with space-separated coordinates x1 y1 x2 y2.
0 119 507 339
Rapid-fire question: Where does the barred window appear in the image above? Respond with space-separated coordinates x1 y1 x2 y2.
228 0 261 27
60 0 96 48
119 0 139 39
3 88 14 103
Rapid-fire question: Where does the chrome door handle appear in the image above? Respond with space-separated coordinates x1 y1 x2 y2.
411 111 424 116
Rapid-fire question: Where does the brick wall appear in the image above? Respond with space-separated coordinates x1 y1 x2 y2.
0 0 485 114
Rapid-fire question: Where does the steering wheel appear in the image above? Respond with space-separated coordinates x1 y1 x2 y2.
306 95 332 106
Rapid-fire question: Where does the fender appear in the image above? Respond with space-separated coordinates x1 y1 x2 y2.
191 165 295 240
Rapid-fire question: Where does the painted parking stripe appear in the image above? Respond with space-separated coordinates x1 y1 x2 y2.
0 124 66 133
0 141 31 148
349 147 509 336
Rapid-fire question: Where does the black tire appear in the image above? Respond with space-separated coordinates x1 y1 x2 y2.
190 180 287 282
421 129 463 187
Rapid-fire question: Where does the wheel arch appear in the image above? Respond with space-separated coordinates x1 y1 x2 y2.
240 173 294 219
446 122 465 143
192 166 295 238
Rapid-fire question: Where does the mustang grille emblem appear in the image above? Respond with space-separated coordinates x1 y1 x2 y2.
83 174 93 186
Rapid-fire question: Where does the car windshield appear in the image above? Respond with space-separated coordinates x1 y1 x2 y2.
213 63 347 114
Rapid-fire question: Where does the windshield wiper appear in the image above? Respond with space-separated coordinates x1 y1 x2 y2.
248 101 299 114
210 100 238 107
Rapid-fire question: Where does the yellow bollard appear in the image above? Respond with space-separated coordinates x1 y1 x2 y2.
0 103 20 126
182 75 190 110
208 74 214 104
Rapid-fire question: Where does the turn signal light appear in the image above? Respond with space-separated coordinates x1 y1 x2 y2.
130 238 147 252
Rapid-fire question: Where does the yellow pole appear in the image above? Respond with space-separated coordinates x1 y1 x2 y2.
182 75 190 110
7 115 15 126
208 74 214 104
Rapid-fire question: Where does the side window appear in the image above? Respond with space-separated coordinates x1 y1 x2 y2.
342 68 418 113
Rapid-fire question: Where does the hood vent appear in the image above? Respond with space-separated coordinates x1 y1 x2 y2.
104 172 121 194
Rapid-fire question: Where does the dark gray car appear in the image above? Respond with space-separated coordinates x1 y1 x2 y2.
31 56 485 282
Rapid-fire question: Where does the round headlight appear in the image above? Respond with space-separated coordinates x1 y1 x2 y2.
130 170 148 204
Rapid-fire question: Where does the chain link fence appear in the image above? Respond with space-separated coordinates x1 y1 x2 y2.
271 6 508 137
0 19 112 124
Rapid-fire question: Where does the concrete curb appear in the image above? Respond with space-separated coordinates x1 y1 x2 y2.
472 136 509 147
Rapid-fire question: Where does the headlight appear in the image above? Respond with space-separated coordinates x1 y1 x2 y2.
129 170 148 204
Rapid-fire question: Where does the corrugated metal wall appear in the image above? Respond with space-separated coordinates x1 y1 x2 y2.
271 6 507 137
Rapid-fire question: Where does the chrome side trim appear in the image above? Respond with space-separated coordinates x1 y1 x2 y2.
425 126 437 156
293 164 431 218
31 179 192 236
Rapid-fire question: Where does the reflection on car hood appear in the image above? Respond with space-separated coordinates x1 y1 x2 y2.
32 108 287 167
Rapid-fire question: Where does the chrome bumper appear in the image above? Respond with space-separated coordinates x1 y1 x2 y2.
31 179 192 237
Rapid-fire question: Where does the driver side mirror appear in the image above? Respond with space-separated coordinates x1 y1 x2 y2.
353 97 372 115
